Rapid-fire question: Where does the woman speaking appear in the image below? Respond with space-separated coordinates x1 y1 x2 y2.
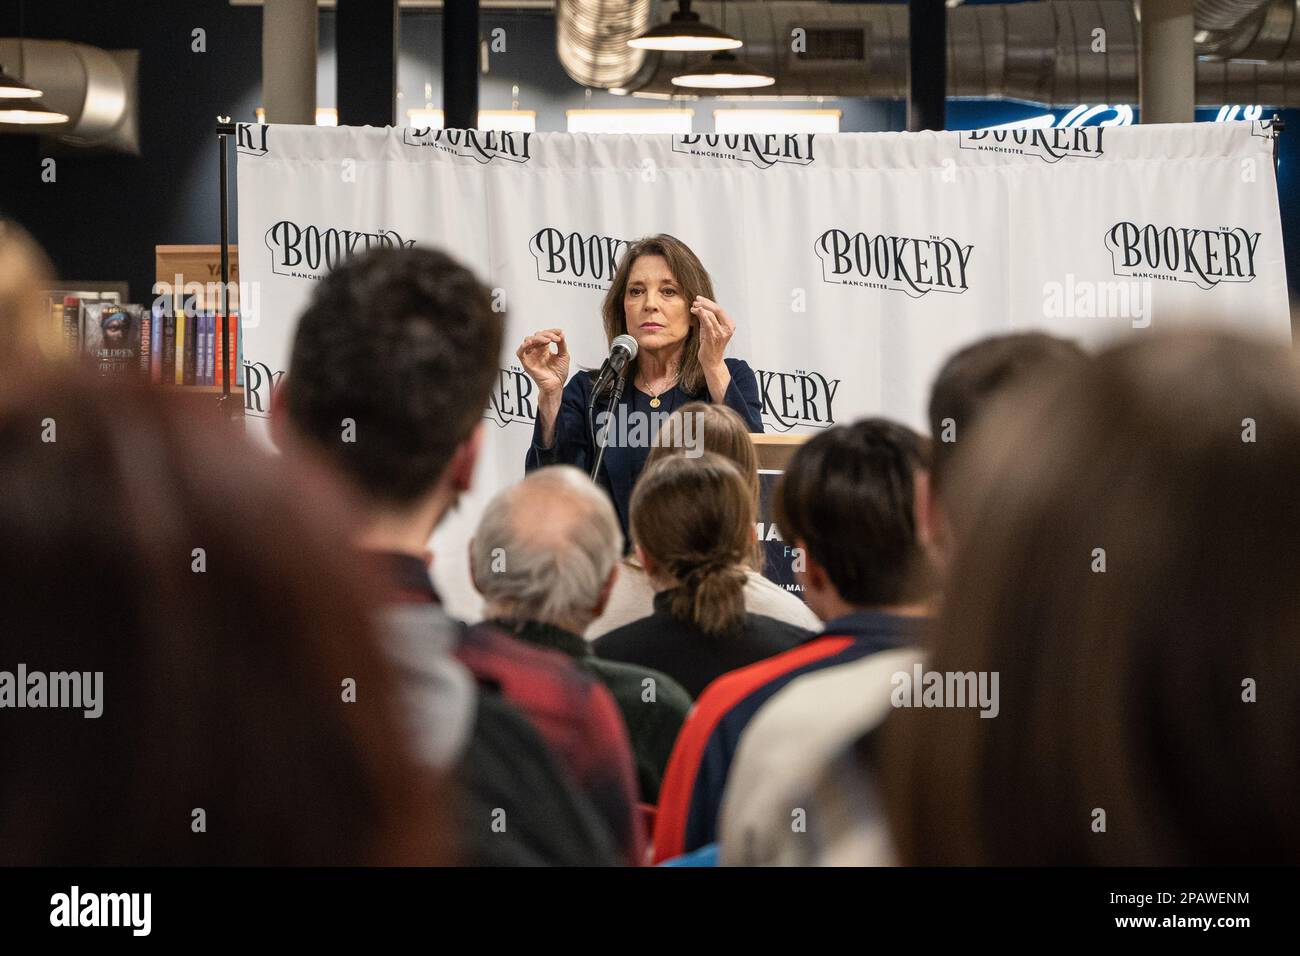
520 233 763 536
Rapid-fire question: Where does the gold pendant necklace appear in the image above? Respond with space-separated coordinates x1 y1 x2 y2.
645 373 676 408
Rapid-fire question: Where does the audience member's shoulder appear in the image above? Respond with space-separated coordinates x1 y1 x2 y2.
587 657 692 712
584 561 655 641
742 570 823 631
745 612 815 649
464 620 602 688
381 602 462 661
591 615 656 658
463 691 620 866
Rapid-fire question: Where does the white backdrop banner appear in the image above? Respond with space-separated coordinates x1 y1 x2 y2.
236 120 1291 618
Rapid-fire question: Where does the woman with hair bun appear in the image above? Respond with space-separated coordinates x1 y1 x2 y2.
594 453 809 699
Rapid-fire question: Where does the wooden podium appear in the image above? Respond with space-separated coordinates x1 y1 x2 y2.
751 433 810 472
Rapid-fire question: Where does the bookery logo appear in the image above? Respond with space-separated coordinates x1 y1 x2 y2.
815 228 975 297
236 122 269 157
528 228 631 290
756 367 840 432
1105 221 1261 289
0 665 103 718
402 127 533 164
486 366 538 428
264 220 417 279
1252 118 1278 141
243 360 285 419
672 133 816 169
958 127 1104 163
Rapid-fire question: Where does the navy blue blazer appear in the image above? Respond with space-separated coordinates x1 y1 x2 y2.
525 357 764 538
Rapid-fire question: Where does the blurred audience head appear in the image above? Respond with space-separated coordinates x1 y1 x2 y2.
630 452 755 638
471 465 623 634
881 330 1300 864
647 401 762 569
0 372 446 865
774 418 933 623
922 332 1088 570
277 246 504 548
0 218 58 368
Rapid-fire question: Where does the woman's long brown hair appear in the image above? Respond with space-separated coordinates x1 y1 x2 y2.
602 234 714 395
877 331 1300 865
0 371 451 865
631 452 754 638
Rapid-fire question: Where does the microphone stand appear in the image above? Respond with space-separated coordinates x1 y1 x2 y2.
589 362 630 482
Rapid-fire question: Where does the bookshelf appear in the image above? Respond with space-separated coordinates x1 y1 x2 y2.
155 244 243 424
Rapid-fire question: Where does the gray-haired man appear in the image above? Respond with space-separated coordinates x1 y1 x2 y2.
471 465 691 804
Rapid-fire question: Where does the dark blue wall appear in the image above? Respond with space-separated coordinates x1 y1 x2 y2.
0 0 261 303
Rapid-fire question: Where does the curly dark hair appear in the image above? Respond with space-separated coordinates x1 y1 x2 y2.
284 246 504 505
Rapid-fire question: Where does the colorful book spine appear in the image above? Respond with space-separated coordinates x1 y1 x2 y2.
233 312 242 387
139 309 152 380
49 299 62 354
183 309 196 386
217 313 240 389
62 297 80 357
161 312 176 386
205 313 216 385
151 304 164 383
196 314 207 386
174 310 186 386
214 314 224 388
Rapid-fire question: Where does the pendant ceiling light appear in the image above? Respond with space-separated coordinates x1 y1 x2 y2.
672 50 775 90
0 102 70 124
0 67 41 98
0 12 67 126
628 0 742 53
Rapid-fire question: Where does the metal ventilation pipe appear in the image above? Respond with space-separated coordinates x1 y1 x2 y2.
577 0 1300 107
1197 0 1300 60
0 38 138 153
555 0 654 89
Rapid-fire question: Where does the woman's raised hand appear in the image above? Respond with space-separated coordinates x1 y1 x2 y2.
516 328 571 395
692 296 736 371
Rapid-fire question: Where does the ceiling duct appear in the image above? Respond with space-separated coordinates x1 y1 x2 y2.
557 0 1300 107
0 39 139 153
555 0 655 88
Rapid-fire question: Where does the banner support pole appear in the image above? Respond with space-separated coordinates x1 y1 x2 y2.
1272 113 1285 173
216 116 236 421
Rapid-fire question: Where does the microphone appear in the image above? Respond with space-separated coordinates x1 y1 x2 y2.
607 333 639 375
593 334 639 393
589 334 639 482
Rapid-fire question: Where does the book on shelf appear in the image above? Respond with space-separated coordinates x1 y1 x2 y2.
150 302 164 382
62 297 80 354
175 309 186 386
81 303 146 379
161 310 176 385
196 312 207 386
182 308 196 386
39 287 125 359
204 313 215 386
139 306 152 379
214 313 241 389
